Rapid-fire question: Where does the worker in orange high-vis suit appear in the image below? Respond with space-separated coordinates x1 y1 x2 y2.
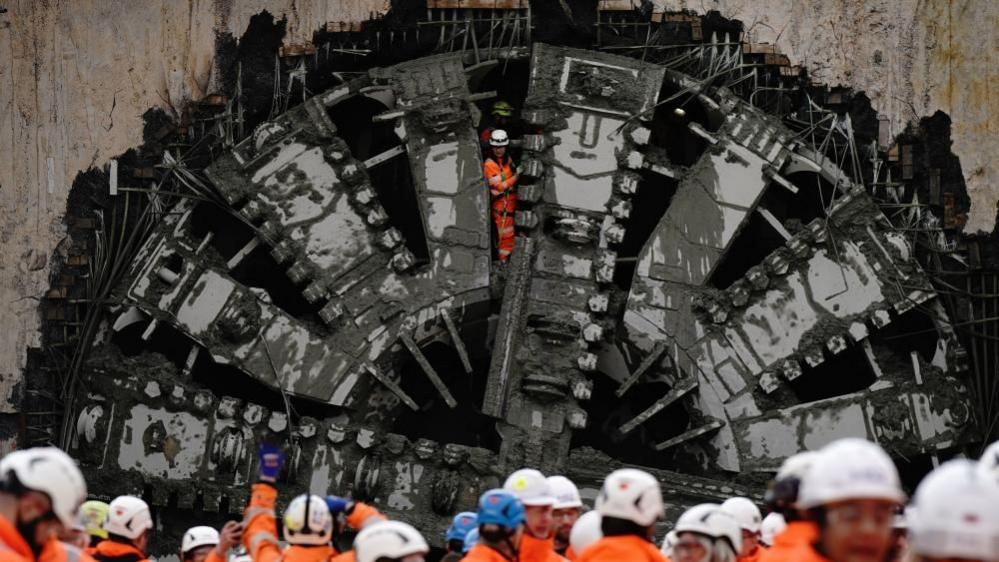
758 452 820 562
243 444 385 562
502 469 567 562
180 523 241 562
578 469 667 562
462 490 525 562
0 448 88 562
720 498 766 562
670 504 741 562
483 129 518 262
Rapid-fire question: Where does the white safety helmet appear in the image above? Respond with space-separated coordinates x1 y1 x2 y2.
181 526 219 556
977 440 999 484
0 447 87 528
909 459 999 561
776 451 819 481
489 129 510 147
354 520 429 562
798 438 905 509
547 476 583 510
660 530 678 556
105 496 153 540
504 468 556 507
283 494 333 546
569 511 602 555
674 503 742 555
720 497 762 534
759 513 785 547
595 468 664 527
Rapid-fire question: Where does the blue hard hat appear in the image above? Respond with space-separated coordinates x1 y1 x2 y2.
476 489 526 530
445 511 478 542
463 527 480 553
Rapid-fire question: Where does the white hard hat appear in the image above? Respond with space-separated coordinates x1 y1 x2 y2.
720 497 762 533
547 476 583 510
354 520 429 562
776 451 819 481
504 468 556 507
978 440 999 484
759 513 785 546
909 459 999 561
660 530 678 556
674 503 742 554
0 447 87 528
282 494 332 546
798 438 905 509
569 511 602 555
181 526 219 555
489 129 510 147
595 468 664 527
105 496 153 540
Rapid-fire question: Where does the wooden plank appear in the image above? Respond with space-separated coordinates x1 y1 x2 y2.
364 363 419 411
363 145 406 169
616 342 666 397
401 333 458 408
653 420 724 451
619 377 698 434
441 309 474 374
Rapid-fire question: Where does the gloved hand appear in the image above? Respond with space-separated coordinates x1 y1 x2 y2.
325 495 351 516
257 443 286 483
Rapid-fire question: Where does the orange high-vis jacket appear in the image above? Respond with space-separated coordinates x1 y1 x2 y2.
0 516 32 562
483 157 517 214
90 540 149 562
740 544 766 562
758 521 826 562
460 544 514 562
203 549 226 562
519 534 568 562
39 539 97 562
577 535 668 562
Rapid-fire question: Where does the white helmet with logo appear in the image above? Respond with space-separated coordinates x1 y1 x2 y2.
977 440 999 484
759 513 785 546
354 520 429 562
909 459 999 561
0 447 87 528
674 503 742 555
720 497 762 533
595 468 664 527
547 476 583 510
569 511 602 555
283 494 332 546
181 526 219 555
105 496 153 540
489 129 510 147
798 438 905 509
504 468 556 507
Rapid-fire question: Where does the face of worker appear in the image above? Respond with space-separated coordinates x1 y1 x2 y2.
135 530 151 554
492 146 507 159
818 500 896 562
16 490 64 551
740 530 760 556
674 532 710 562
552 507 580 545
184 545 215 562
524 505 554 538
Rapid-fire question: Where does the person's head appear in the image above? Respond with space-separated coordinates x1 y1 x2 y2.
105 496 153 554
765 451 819 521
570 511 602 555
503 469 555 539
444 511 477 553
489 129 509 159
492 101 513 126
0 448 87 554
354 520 429 562
672 504 741 562
759 513 785 548
475 489 526 555
720 497 762 556
181 526 219 562
547 476 582 547
78 500 109 547
660 530 678 559
908 459 999 562
595 468 664 541
798 439 905 562
282 494 332 546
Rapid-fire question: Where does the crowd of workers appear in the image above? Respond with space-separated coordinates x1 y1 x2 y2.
0 436 996 562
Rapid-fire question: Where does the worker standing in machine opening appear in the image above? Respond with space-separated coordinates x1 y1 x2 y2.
483 129 519 263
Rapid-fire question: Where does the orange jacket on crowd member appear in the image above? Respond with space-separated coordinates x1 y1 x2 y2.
90 541 148 562
577 535 667 562
519 533 568 562
482 154 518 262
0 515 32 562
461 543 516 562
740 544 767 562
757 521 824 562
39 539 96 562
562 545 576 562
